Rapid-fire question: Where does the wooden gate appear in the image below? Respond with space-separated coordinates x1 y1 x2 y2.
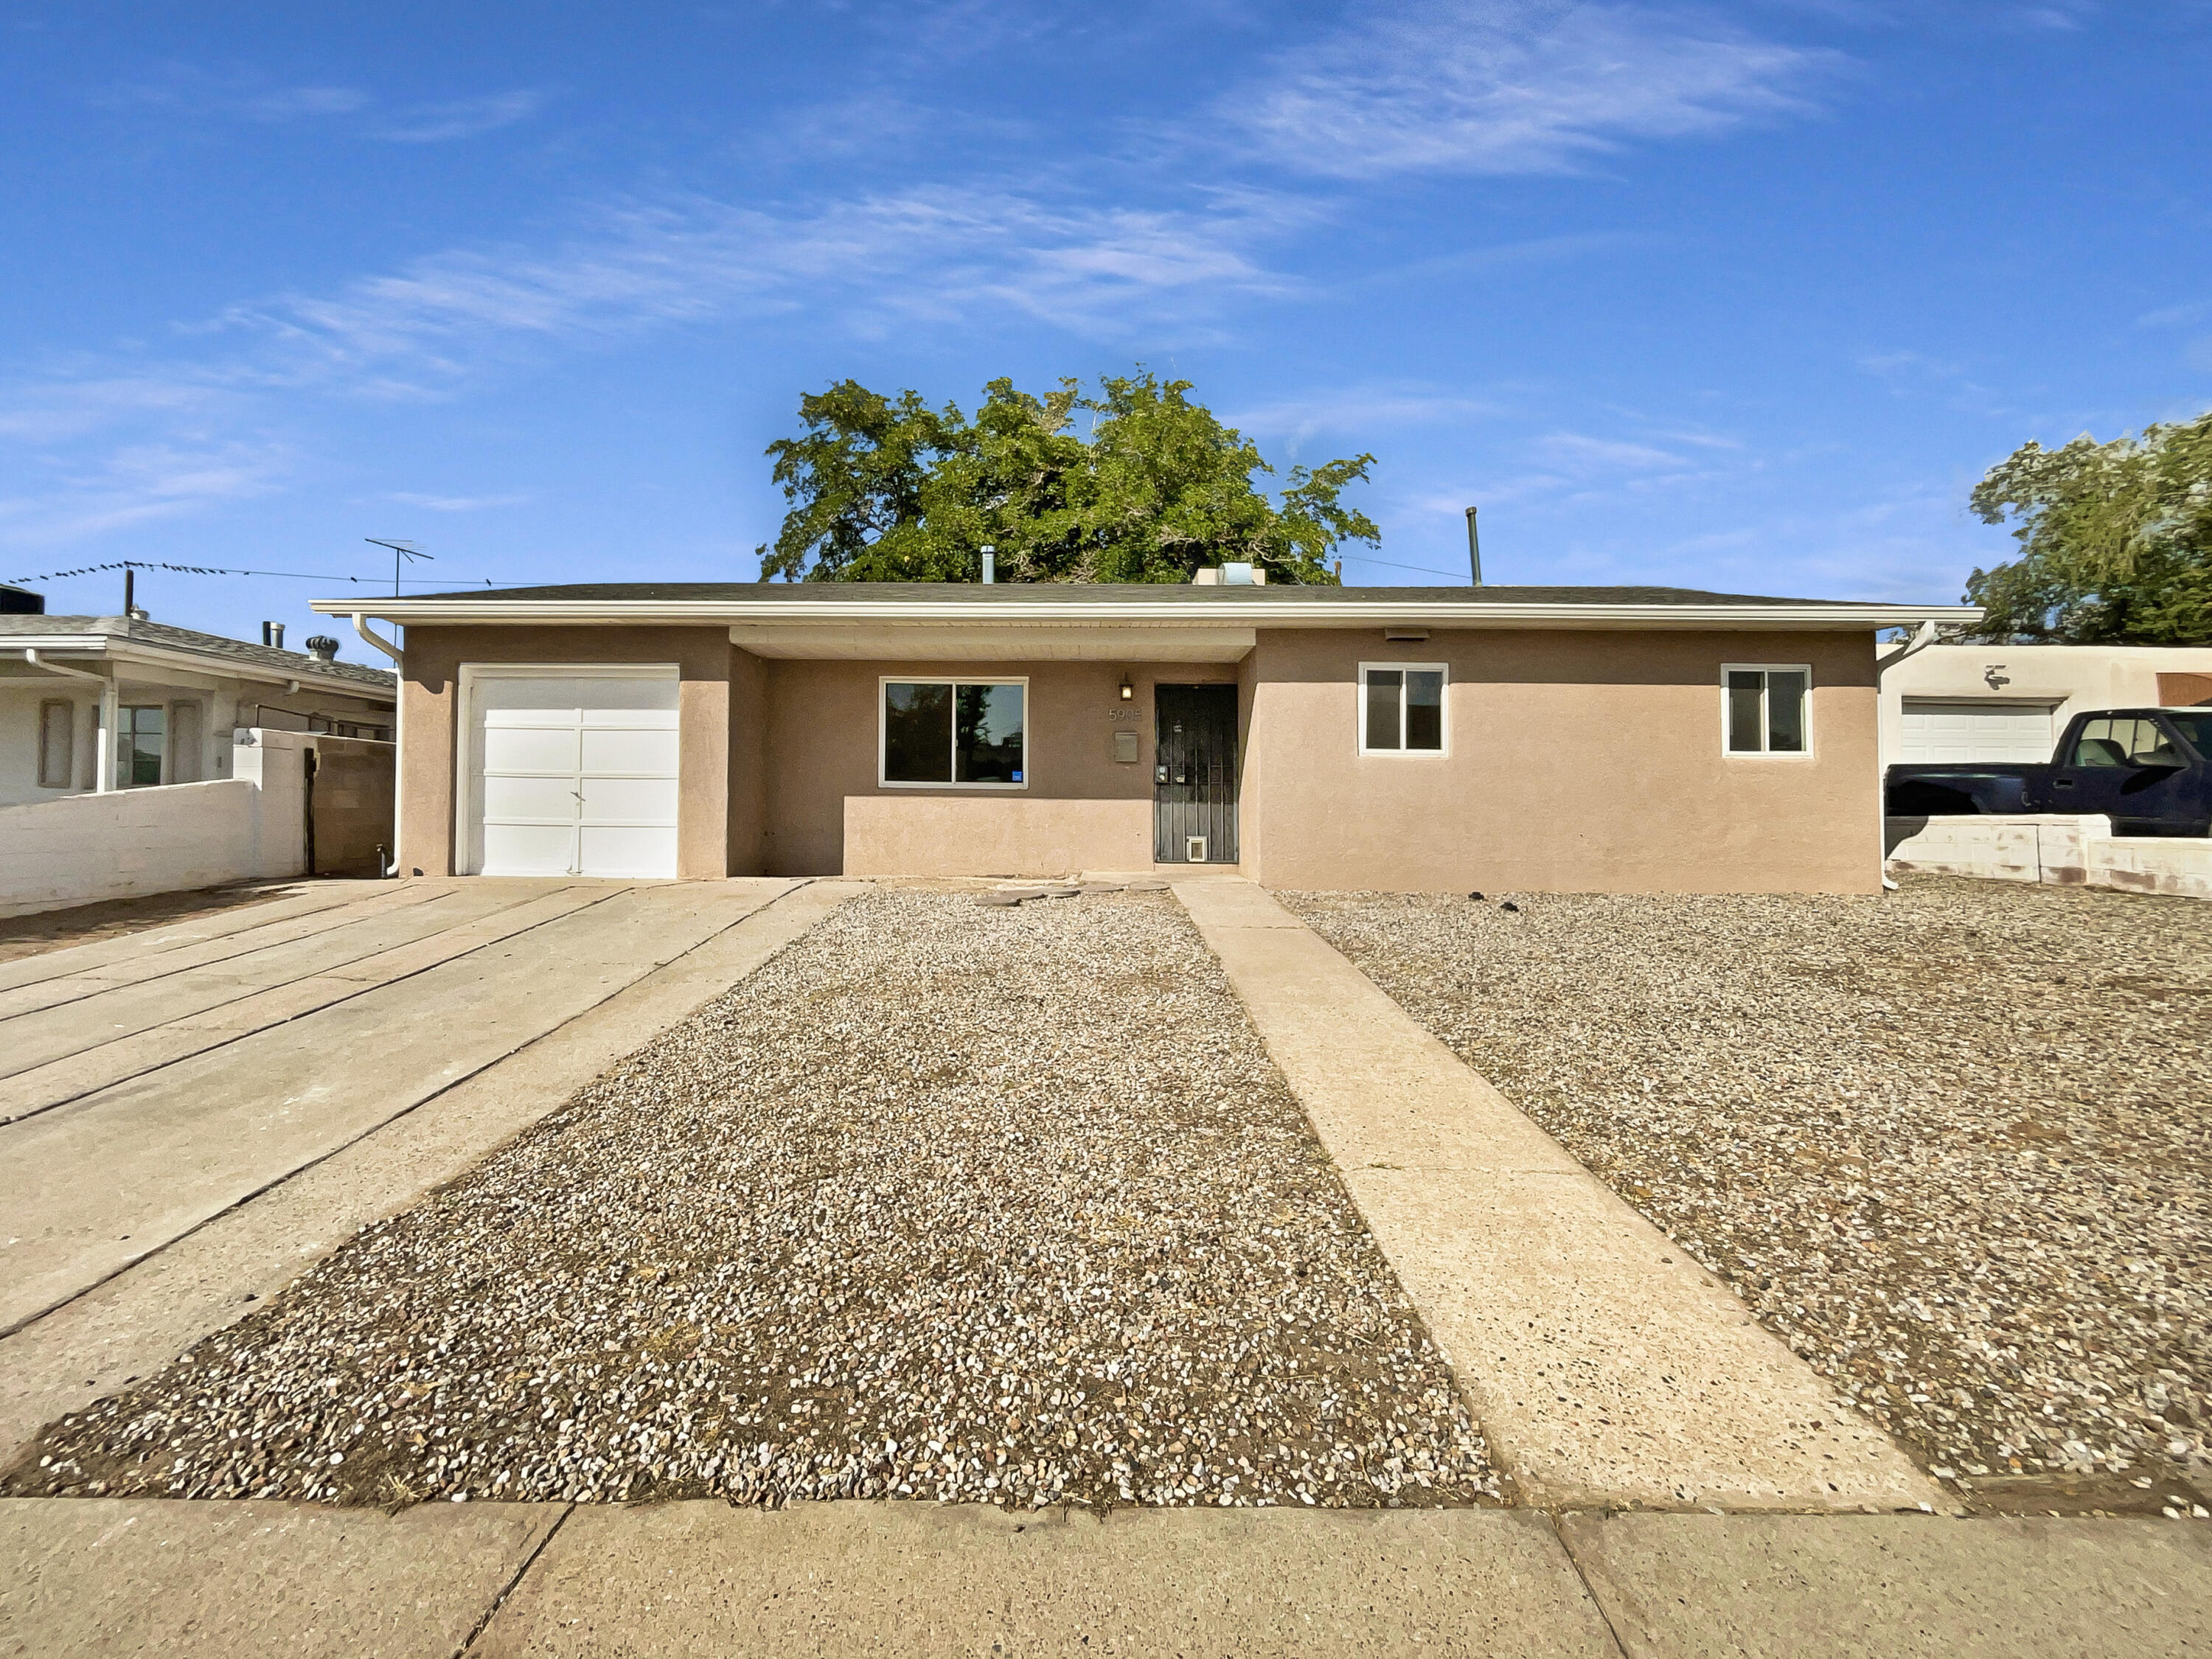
1153 684 1239 864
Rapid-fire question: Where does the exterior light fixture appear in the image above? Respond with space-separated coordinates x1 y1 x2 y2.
1119 673 1135 701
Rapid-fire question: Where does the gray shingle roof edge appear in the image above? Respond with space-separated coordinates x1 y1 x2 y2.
0 614 396 693
389 580 1873 607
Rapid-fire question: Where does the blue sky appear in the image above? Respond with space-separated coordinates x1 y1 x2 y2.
2 1 2207 646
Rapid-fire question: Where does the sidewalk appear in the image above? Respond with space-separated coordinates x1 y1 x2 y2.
1173 880 1935 1513
4 1496 2205 1658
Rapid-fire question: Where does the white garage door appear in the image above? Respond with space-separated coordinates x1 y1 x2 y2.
467 668 681 878
1898 700 2056 765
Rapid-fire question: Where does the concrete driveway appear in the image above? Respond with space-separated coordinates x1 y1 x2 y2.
0 874 853 1458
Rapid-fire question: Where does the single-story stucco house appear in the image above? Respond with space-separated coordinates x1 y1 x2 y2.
310 577 1978 894
1 608 396 808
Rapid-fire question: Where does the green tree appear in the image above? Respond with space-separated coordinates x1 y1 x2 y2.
1964 411 2212 644
756 370 1376 584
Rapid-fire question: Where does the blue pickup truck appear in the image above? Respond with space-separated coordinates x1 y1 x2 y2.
1885 707 2212 836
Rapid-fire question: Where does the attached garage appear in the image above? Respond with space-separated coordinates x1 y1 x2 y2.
1897 700 2056 765
460 665 681 877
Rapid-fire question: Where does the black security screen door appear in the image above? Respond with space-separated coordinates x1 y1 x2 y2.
1154 684 1239 863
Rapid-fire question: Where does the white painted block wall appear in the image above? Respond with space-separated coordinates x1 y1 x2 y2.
0 728 312 918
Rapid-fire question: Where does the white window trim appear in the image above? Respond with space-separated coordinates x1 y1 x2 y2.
1357 661 1450 757
454 662 682 876
1721 663 1815 759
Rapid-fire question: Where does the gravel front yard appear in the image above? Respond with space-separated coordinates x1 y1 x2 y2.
1283 877 2210 1508
10 886 1492 1511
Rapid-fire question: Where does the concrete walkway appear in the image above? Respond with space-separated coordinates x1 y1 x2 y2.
0 877 860 1462
4 1496 2204 1658
1175 879 1940 1513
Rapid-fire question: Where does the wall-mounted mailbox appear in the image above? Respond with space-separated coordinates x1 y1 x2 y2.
1113 730 1140 764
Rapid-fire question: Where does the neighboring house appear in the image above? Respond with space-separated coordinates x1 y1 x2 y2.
313 577 1972 894
1 608 396 809
1880 643 2212 768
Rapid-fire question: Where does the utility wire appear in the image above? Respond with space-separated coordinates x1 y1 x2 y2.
5 559 501 588
1340 552 1486 582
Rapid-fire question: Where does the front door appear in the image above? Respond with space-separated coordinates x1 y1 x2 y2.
1154 684 1238 863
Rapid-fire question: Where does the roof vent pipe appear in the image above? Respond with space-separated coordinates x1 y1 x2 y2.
981 546 995 584
1464 506 1482 586
262 622 285 650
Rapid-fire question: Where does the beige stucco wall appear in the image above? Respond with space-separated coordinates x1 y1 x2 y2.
759 659 1234 877
844 796 1152 875
1878 643 2212 765
1239 627 1882 894
397 625 731 877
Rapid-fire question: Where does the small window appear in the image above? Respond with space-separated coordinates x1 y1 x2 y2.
2067 717 2176 769
1722 666 1811 756
38 700 74 789
116 704 167 788
1360 664 1447 754
880 678 1026 787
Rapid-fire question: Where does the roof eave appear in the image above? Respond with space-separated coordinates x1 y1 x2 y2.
0 636 395 698
309 597 1983 630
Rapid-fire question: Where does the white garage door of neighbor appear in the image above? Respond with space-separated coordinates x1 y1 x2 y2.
468 668 681 878
1898 700 2056 765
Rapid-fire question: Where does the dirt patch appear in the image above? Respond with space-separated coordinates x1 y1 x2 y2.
0 882 311 964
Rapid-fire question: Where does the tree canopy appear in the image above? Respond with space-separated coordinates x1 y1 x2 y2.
1964 411 2212 644
755 371 1377 584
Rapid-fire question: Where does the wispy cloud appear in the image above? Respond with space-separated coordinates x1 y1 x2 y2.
1221 1 1836 178
388 490 532 512
0 181 1304 545
0 439 288 546
1534 430 1688 470
195 184 1304 394
96 68 545 144
1231 385 1498 451
372 91 546 143
242 86 372 119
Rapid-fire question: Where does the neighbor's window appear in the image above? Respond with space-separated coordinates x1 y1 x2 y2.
881 678 1026 786
38 700 74 789
116 704 166 788
1361 664 1446 754
1723 667 1810 755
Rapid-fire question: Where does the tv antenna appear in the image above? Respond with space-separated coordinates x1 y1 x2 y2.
365 538 431 597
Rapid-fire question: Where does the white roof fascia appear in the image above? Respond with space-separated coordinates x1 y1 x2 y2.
1 637 393 701
311 596 1985 631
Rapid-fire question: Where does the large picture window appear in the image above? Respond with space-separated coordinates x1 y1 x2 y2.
880 678 1027 787
1360 664 1446 754
1722 665 1811 756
